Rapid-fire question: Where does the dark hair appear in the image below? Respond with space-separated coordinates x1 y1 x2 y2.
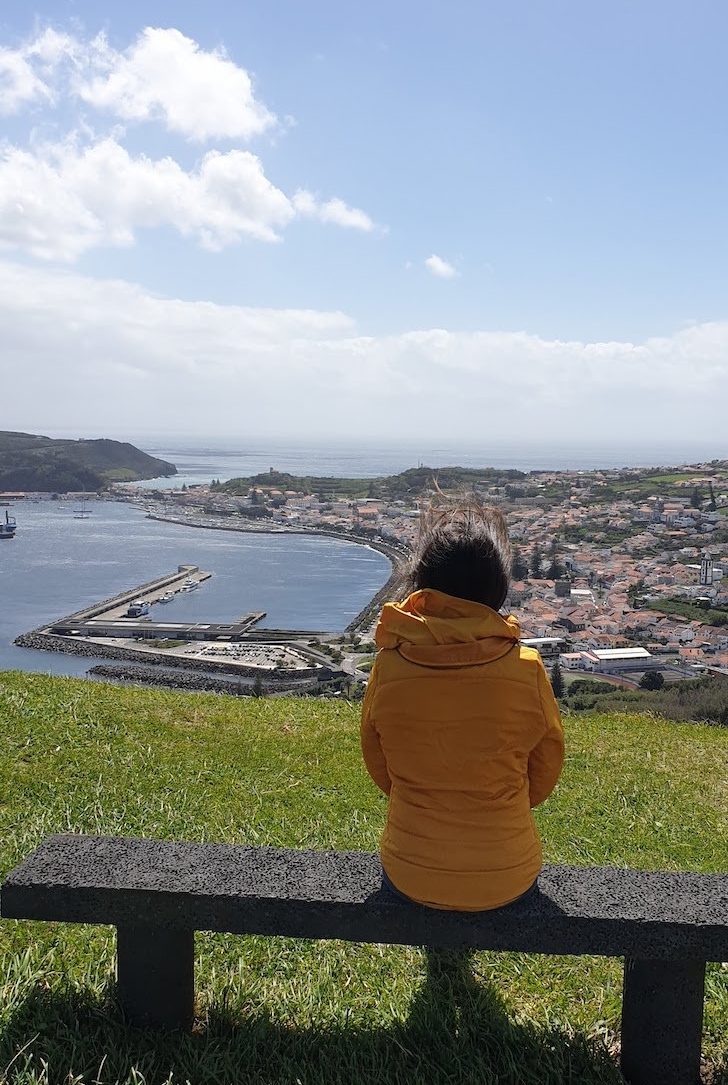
408 493 512 610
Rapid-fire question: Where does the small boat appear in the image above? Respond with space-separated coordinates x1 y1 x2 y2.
182 578 199 591
73 495 92 519
159 592 175 603
0 510 16 540
126 600 151 618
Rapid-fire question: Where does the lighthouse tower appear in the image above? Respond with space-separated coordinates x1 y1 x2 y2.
700 551 713 587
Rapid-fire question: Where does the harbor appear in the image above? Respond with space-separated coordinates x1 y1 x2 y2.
14 561 338 683
0 499 391 679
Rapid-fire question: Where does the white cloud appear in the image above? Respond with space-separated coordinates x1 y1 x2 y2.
0 137 378 260
0 47 52 114
292 190 375 232
0 29 82 114
425 254 458 279
0 26 276 142
0 26 380 258
76 28 276 142
0 138 295 260
2 260 727 445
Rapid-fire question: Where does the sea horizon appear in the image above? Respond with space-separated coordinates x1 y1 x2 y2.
120 437 728 489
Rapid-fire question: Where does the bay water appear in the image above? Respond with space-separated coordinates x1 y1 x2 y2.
0 501 391 678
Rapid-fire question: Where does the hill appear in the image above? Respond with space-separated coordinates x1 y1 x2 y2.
0 431 176 492
216 465 527 501
0 672 725 1084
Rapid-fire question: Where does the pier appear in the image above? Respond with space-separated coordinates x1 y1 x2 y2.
43 565 266 643
15 566 334 682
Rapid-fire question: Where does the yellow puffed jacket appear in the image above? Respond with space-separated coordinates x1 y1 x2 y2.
361 589 564 911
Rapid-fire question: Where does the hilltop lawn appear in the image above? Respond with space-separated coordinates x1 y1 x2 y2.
0 672 726 1085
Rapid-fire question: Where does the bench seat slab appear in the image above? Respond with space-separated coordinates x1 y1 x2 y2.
1 835 727 962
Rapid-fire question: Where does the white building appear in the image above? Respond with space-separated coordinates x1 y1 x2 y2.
565 647 657 673
521 637 567 659
700 551 713 587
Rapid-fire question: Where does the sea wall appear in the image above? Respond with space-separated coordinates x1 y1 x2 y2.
87 663 323 696
14 630 325 679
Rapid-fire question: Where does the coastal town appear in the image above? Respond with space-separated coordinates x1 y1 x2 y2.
5 459 728 688
113 460 728 682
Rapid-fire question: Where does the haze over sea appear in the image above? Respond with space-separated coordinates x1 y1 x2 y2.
127 436 728 489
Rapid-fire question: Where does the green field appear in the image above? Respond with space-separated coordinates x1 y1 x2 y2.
647 597 728 626
0 672 726 1084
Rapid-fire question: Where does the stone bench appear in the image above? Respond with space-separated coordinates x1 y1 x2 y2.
1 834 726 1085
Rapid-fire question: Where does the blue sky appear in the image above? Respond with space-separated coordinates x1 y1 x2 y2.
2 1 728 443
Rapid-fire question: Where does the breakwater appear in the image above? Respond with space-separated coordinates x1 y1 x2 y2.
15 630 324 679
87 663 324 696
52 565 205 624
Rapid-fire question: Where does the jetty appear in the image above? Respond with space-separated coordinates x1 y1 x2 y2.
14 566 335 684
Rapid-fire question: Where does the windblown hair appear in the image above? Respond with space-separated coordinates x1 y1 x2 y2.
408 491 512 610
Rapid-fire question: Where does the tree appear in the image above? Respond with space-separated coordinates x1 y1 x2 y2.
708 482 717 512
251 673 265 698
639 671 665 691
690 487 702 509
530 545 543 579
546 559 565 580
627 579 646 607
511 545 529 580
550 660 565 698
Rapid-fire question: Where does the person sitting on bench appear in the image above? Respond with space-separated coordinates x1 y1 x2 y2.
361 495 564 911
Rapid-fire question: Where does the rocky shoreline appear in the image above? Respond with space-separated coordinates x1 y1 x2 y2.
14 631 326 680
87 662 322 696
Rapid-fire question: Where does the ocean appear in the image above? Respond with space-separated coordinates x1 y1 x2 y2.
130 437 728 489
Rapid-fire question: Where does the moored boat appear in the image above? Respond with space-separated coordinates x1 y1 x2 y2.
0 511 16 539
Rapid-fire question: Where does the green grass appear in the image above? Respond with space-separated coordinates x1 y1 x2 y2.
647 598 728 626
563 675 616 690
0 672 726 1085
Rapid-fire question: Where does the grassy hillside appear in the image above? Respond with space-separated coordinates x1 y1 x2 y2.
0 672 726 1085
0 432 176 492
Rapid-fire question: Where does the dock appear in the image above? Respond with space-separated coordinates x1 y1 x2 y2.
16 566 336 683
46 566 266 643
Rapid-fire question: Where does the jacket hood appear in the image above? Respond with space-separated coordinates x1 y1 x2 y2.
375 589 520 668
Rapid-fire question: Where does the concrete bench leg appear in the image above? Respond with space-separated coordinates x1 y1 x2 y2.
620 957 705 1085
116 924 195 1028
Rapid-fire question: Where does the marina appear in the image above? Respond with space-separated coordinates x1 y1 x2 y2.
1 500 390 679
17 563 328 676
